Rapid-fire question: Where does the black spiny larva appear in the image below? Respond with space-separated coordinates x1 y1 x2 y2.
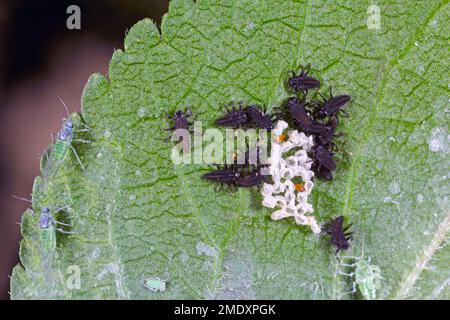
235 168 271 188
288 64 321 93
286 97 313 128
311 145 336 172
202 165 241 186
164 107 193 152
246 105 275 131
165 107 192 131
311 162 333 181
315 87 351 119
215 103 249 128
324 215 353 258
315 117 339 151
284 97 334 137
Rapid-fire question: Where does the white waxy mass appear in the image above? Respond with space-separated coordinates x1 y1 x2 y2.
261 120 320 234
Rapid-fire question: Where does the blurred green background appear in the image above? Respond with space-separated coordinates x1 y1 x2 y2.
0 0 169 300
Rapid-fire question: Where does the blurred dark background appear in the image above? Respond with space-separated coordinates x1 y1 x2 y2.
0 0 168 300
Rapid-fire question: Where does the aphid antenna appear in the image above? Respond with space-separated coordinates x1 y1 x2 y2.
50 132 57 143
12 195 32 203
58 96 71 118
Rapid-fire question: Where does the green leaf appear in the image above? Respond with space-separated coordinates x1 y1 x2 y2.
11 0 450 299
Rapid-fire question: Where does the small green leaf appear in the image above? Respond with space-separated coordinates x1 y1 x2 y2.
11 0 450 299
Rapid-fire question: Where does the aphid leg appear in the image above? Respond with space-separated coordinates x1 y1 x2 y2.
351 281 357 295
56 227 77 235
54 205 71 213
343 223 353 232
74 128 91 133
73 138 92 144
54 220 73 227
337 270 354 277
339 262 357 268
337 282 357 298
79 122 92 130
69 144 86 172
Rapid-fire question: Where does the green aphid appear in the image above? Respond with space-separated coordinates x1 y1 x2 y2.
354 258 382 300
340 236 383 300
39 206 74 252
46 98 91 179
143 277 166 292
